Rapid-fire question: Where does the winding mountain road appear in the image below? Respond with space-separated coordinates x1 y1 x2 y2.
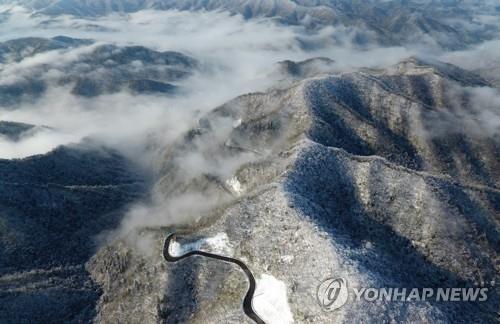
163 233 266 324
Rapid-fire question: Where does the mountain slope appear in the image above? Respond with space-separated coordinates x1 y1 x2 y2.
88 58 499 323
0 36 92 63
0 142 147 323
0 37 197 106
3 0 498 49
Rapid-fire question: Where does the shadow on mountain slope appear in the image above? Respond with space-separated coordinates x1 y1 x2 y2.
0 142 147 323
284 143 499 322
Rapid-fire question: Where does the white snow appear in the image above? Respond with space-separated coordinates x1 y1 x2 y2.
169 232 233 257
253 274 294 324
226 176 243 195
233 118 242 128
280 255 294 264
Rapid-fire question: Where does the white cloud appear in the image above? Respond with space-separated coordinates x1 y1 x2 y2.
0 8 417 161
439 39 500 71
2 6 498 235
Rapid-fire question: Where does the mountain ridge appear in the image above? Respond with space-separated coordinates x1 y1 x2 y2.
87 57 499 323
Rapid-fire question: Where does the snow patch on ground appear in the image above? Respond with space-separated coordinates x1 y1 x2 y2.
169 232 233 257
233 118 242 128
253 274 294 324
280 255 294 264
226 176 243 195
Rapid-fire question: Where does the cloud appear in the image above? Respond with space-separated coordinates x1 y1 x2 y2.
0 8 417 161
1 5 498 236
0 42 101 85
460 86 500 139
416 83 500 142
0 126 77 159
0 86 200 164
439 39 500 71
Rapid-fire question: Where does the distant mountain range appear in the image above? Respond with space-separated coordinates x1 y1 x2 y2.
0 121 40 141
0 36 92 63
3 0 499 49
0 36 197 105
0 1 499 323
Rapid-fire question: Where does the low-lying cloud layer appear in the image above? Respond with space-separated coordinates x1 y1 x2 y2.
1 3 499 236
0 6 418 161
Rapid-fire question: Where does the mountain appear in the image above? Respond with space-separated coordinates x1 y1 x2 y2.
0 121 43 141
0 36 197 106
274 57 337 80
3 0 498 49
0 141 147 323
87 57 499 323
0 36 92 63
1 2 499 322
